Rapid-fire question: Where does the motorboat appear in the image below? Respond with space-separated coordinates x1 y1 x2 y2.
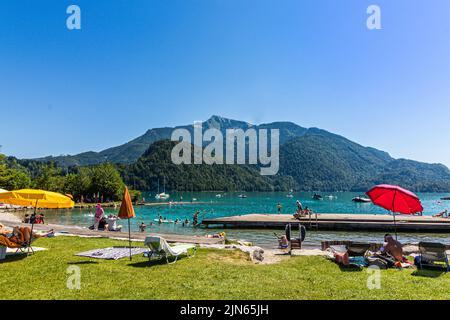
312 194 323 200
352 196 371 203
238 194 248 198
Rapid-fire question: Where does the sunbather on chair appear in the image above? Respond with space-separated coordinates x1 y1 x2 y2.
0 226 53 248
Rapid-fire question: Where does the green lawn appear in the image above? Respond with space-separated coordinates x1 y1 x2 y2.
0 236 449 300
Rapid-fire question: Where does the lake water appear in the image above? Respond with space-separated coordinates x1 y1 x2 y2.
40 192 450 248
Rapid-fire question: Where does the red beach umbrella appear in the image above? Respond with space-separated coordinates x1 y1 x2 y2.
366 184 423 239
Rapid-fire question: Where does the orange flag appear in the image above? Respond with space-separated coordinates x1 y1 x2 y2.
118 186 135 219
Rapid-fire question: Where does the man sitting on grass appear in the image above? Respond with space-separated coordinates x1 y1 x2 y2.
381 234 403 262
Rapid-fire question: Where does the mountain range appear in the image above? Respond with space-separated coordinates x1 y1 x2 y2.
31 115 450 192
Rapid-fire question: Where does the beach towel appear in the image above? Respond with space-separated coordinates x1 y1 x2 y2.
0 235 22 248
75 246 147 260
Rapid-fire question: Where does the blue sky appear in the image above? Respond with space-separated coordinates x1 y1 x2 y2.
1 0 450 166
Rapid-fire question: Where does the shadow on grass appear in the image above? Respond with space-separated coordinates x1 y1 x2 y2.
127 257 188 268
338 265 364 272
67 260 99 265
411 269 446 278
1 254 28 263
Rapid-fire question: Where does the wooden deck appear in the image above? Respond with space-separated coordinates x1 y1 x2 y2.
202 213 450 233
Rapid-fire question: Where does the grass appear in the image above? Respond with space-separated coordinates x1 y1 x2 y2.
0 236 449 300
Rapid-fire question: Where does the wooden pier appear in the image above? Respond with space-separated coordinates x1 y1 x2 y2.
202 213 450 233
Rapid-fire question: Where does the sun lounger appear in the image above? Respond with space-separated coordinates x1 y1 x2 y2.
347 242 371 256
0 235 35 256
144 236 196 264
416 242 450 271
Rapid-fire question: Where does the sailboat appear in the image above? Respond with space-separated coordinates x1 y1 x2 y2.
286 189 294 198
155 177 170 200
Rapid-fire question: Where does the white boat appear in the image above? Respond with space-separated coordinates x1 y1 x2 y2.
352 196 371 203
155 192 170 200
215 194 222 198
238 194 247 198
155 177 170 200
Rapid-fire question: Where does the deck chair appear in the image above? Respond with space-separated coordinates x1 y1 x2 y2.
144 236 196 264
347 242 371 257
417 242 450 272
0 235 35 257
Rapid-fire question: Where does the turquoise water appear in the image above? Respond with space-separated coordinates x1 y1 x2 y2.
39 192 450 247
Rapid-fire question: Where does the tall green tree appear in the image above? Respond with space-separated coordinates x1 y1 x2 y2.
90 163 124 201
0 154 31 190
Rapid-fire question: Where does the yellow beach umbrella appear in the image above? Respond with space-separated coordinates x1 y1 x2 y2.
0 189 74 253
0 189 75 208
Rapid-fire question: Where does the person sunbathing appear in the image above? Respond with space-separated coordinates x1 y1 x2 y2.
0 226 54 247
433 210 448 218
0 223 9 235
294 207 312 219
381 234 404 262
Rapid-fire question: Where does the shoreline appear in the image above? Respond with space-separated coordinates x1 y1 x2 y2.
0 209 21 223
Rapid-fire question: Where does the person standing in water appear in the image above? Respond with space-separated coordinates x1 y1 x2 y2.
277 202 282 213
94 204 104 230
193 211 200 226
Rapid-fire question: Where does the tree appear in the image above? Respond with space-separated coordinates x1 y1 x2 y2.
0 154 31 190
33 165 62 191
64 168 92 201
90 163 125 201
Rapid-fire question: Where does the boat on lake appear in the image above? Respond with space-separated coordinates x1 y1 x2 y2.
352 196 371 203
312 194 323 200
155 177 170 200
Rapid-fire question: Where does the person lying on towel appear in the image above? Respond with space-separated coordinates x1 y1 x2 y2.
433 210 448 218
